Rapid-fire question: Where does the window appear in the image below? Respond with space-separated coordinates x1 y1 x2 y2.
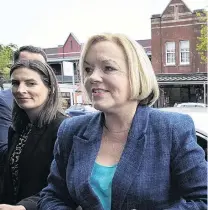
70 40 73 49
180 40 190 65
166 42 175 65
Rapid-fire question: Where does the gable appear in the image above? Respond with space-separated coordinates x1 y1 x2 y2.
161 0 192 21
63 33 81 54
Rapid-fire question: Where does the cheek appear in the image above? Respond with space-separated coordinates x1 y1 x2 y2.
11 87 16 95
35 88 49 101
84 79 91 92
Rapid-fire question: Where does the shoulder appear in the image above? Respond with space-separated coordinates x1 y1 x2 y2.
0 90 13 108
148 108 194 130
45 112 68 132
55 112 68 124
58 112 101 139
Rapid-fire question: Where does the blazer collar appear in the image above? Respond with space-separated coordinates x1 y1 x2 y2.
82 112 104 141
82 105 150 141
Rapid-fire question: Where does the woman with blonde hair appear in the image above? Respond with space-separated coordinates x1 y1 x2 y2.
39 33 207 210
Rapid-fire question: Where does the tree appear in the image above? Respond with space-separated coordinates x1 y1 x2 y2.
196 11 208 63
0 43 18 81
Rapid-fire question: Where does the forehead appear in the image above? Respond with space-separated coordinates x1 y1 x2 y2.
11 67 42 80
85 41 126 63
19 51 46 63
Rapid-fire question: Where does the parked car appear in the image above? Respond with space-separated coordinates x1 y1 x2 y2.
175 102 208 108
160 107 207 160
65 104 98 117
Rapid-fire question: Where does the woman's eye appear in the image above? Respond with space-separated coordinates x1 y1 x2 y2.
105 66 116 71
11 81 18 86
27 82 36 86
85 67 92 73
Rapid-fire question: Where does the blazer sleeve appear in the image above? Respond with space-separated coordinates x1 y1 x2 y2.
167 114 207 209
38 119 78 210
17 195 39 210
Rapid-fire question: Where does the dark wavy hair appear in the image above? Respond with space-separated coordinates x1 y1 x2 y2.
13 45 47 63
10 60 62 131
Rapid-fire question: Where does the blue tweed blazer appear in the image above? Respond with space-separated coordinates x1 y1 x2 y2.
39 106 207 210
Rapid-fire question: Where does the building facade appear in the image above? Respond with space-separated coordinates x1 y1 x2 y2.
43 0 207 107
151 0 207 107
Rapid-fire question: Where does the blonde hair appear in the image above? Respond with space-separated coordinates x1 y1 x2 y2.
79 33 159 106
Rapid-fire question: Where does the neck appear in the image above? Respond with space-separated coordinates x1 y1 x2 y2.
104 102 138 133
25 106 43 123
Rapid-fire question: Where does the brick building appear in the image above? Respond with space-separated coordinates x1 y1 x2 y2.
151 0 207 107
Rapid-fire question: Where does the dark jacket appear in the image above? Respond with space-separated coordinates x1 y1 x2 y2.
0 112 67 210
39 106 207 210
0 89 13 146
0 89 13 180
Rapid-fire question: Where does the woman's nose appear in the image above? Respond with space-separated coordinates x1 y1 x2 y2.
89 68 103 83
16 83 27 93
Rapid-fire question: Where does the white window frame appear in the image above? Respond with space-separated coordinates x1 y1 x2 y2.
180 40 190 65
165 42 175 65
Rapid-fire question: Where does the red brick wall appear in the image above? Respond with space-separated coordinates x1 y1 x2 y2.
151 2 207 74
63 34 81 58
56 34 81 58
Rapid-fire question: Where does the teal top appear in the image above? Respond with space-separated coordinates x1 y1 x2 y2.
90 162 117 210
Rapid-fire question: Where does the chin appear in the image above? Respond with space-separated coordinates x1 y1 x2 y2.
93 103 111 112
93 103 104 111
18 105 33 110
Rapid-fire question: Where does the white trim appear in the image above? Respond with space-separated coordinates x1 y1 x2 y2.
69 32 81 45
169 3 184 6
151 17 203 25
162 12 192 18
161 18 193 23
47 56 80 62
152 22 205 29
47 52 80 56
143 44 151 48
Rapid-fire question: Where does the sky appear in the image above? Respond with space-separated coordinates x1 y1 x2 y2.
0 0 207 48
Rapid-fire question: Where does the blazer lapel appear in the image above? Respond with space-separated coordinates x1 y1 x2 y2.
112 106 150 209
72 113 104 209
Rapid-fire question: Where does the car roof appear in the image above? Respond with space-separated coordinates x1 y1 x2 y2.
159 107 208 137
176 103 207 107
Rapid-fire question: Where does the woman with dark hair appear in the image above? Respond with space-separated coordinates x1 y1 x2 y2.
0 60 67 210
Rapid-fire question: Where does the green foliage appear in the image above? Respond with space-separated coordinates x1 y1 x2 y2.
0 43 17 80
196 11 208 63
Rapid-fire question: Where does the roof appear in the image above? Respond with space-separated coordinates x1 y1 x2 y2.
156 73 208 82
151 0 207 18
43 47 58 55
136 39 151 47
136 39 151 54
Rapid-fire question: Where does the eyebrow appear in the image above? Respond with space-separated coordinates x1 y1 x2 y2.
11 79 37 82
101 59 118 65
84 59 119 66
84 61 92 66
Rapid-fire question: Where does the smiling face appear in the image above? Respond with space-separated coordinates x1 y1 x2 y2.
11 67 49 115
83 40 135 112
